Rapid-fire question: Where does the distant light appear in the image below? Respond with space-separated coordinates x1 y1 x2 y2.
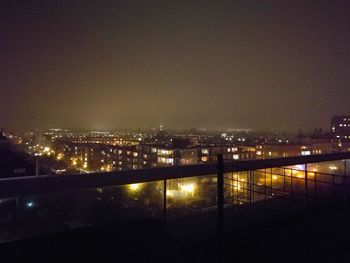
233 154 239 160
291 164 305 171
296 173 304 178
166 190 175 197
180 183 196 195
57 153 64 160
43 147 50 152
26 201 34 208
128 183 141 191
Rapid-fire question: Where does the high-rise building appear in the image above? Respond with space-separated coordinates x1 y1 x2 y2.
331 115 350 142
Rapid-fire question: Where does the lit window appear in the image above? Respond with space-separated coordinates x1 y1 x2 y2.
157 157 174 165
157 149 173 156
233 154 239 160
201 149 209 154
301 151 311 156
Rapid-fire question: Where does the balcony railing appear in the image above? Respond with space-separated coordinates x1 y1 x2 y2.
0 152 349 243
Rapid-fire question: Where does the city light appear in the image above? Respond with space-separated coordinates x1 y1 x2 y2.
180 183 196 195
57 153 64 161
43 147 51 152
128 183 142 192
166 190 175 198
26 201 34 208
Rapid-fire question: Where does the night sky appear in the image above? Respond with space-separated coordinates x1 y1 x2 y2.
1 1 350 131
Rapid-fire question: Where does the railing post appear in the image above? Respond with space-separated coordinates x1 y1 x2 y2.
305 164 308 202
304 163 308 212
314 170 318 204
216 154 224 245
283 168 286 212
344 159 347 177
163 179 167 223
35 154 40 177
344 160 347 205
249 170 252 204
332 170 336 202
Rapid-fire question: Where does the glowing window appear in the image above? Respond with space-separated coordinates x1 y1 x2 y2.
201 149 209 154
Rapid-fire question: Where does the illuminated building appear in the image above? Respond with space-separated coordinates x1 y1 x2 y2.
256 138 334 159
331 115 350 143
138 143 255 167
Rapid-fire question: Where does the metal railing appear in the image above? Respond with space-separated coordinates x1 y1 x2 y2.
219 154 350 234
0 152 349 243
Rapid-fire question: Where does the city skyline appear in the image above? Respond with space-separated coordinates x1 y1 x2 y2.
2 2 350 261
1 1 350 131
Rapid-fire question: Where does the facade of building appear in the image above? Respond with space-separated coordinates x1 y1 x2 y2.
331 115 350 142
53 137 257 172
256 138 334 159
137 144 256 168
